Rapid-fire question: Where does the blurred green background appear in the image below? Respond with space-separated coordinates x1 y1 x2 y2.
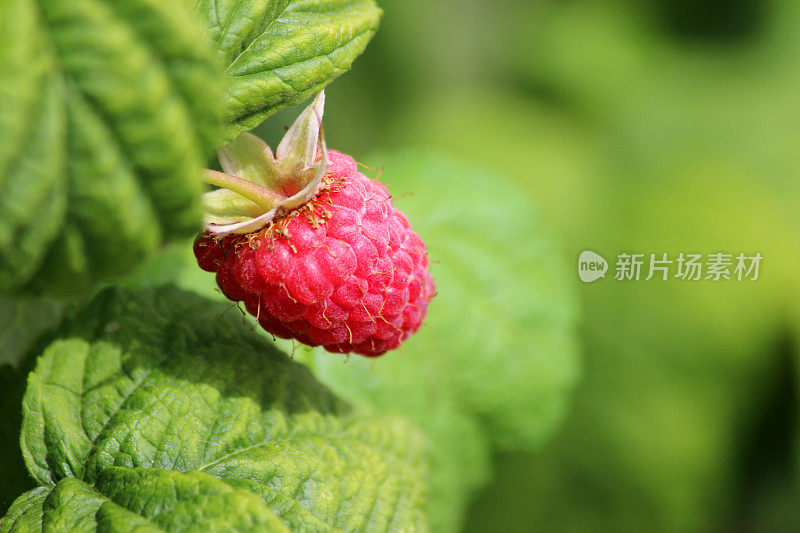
256 0 800 530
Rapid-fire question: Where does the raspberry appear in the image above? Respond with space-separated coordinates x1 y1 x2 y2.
193 92 435 357
196 150 435 356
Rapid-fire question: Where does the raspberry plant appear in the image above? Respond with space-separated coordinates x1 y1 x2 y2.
0 0 578 531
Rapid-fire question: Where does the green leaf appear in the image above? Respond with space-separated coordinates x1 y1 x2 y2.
300 152 581 531
0 0 224 295
8 287 427 531
194 0 382 140
0 474 290 532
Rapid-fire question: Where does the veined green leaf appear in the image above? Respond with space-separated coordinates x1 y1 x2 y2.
194 0 382 140
7 287 427 531
1 474 289 533
0 0 223 294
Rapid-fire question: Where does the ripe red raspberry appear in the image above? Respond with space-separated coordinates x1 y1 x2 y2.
194 88 436 357
193 92 435 356
195 146 434 356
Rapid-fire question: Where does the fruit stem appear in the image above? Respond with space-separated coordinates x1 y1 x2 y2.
203 169 286 211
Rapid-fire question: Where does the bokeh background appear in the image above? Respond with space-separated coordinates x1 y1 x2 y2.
256 0 800 530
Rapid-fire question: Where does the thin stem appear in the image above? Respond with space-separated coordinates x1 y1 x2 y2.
203 169 286 211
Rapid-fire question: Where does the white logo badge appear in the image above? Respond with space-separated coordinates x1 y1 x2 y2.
578 251 608 283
